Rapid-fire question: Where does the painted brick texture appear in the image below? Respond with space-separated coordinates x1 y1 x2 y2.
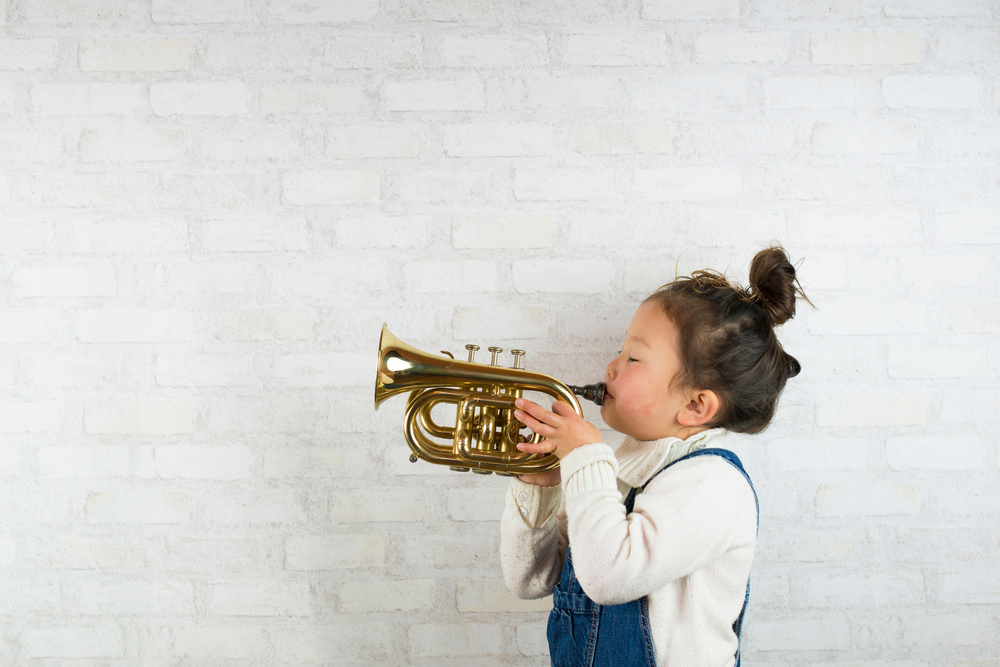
1 0 998 665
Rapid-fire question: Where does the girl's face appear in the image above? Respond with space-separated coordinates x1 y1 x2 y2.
600 301 698 441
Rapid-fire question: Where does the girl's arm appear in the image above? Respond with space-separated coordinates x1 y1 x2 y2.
499 477 567 599
561 444 754 605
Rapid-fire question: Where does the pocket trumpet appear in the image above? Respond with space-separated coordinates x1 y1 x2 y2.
374 324 605 476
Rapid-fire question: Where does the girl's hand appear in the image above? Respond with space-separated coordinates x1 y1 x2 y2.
517 469 561 487
513 398 603 460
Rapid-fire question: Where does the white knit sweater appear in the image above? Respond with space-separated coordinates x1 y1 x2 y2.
500 428 757 667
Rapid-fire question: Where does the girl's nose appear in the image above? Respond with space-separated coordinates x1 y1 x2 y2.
605 357 617 381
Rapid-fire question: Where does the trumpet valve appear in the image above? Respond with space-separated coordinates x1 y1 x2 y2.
465 344 480 362
488 346 503 366
511 349 525 369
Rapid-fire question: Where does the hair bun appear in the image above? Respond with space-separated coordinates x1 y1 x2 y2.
748 246 801 327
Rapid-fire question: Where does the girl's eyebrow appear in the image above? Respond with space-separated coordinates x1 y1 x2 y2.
628 334 649 347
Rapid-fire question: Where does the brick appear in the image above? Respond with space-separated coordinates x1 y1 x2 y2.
764 76 856 109
947 300 1000 333
86 489 192 524
0 582 60 615
441 34 548 68
325 33 422 69
212 308 314 341
940 570 1000 604
75 309 193 342
886 436 986 470
164 261 265 297
198 215 309 252
883 75 981 110
199 125 306 161
21 625 124 659
209 581 312 616
903 615 996 646
806 573 924 607
79 37 190 71
79 126 186 162
0 310 57 344
262 447 350 479
883 0 991 17
633 167 742 201
888 343 989 379
274 623 392 664
811 120 917 155
815 480 922 516
38 445 130 478
155 445 251 480
512 259 613 294
281 170 380 205
0 38 59 70
326 123 424 158
457 579 552 612
398 169 488 204
517 621 550 656
678 120 795 157
285 534 385 570
452 214 554 249
525 76 621 109
562 31 669 66
816 391 925 427
152 0 252 23
173 626 270 659
753 616 850 651
335 215 431 248
0 355 11 388
811 30 921 65
441 123 552 157
260 84 370 114
12 262 116 298
84 400 194 435
156 354 253 387
453 306 549 340
807 301 926 336
761 527 860 563
37 535 147 571
694 31 791 64
271 353 369 387
269 0 378 23
514 167 616 201
642 0 740 20
409 622 503 657
150 82 249 116
382 79 485 111
575 122 674 155
768 437 872 472
22 0 131 24
203 488 307 525
0 128 58 162
330 489 428 522
0 401 67 433
404 260 498 293
22 172 149 208
66 218 188 254
77 581 193 615
340 578 436 613
934 210 1000 244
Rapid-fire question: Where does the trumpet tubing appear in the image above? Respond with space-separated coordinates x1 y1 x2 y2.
374 324 604 476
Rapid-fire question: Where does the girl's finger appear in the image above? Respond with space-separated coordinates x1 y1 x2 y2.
513 409 552 436
515 398 561 428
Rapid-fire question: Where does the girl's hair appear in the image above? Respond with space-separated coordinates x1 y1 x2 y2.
644 246 809 434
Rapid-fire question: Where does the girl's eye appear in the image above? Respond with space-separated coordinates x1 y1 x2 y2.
628 357 638 363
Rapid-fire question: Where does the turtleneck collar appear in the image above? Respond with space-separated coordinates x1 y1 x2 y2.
615 427 728 488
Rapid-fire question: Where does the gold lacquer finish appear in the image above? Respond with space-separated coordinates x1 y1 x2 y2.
374 324 604 476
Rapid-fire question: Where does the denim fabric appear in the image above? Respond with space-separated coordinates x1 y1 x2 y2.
546 448 758 667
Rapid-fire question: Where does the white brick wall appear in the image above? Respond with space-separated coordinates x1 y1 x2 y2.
1 0 998 664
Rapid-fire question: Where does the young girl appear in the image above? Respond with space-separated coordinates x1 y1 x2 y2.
500 246 807 667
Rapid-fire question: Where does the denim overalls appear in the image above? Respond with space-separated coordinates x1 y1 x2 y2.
547 448 759 667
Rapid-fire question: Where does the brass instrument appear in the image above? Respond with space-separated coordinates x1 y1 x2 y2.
374 324 605 476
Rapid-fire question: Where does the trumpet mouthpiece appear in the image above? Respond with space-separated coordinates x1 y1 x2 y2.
570 382 605 406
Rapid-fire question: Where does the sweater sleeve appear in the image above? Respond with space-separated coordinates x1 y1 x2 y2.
499 476 567 600
560 444 753 606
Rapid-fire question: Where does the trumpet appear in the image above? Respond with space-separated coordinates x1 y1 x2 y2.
374 324 605 476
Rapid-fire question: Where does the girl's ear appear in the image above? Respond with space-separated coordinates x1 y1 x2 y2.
678 389 720 427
